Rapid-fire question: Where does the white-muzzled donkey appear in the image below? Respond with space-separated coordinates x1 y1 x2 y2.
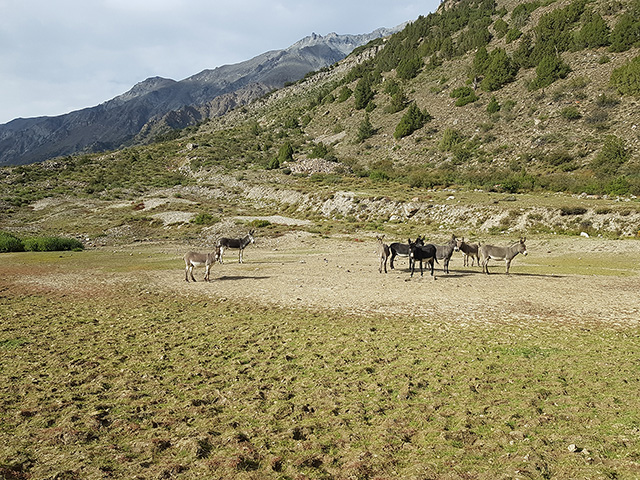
479 237 527 275
217 229 255 264
184 247 220 282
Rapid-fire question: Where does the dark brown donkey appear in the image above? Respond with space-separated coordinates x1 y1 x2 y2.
217 230 255 264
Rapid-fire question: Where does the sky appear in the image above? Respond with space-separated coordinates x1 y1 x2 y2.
0 0 440 125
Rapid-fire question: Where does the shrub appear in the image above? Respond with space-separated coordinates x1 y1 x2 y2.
529 54 571 90
560 106 582 120
337 86 352 102
397 56 424 80
480 48 518 91
22 236 84 252
609 13 640 52
191 213 219 225
356 114 375 143
493 18 509 38
610 55 640 97
506 28 522 43
354 76 375 110
0 231 24 253
560 206 588 216
450 86 479 106
394 103 431 140
439 128 465 152
487 97 501 113
574 11 610 49
309 142 330 159
590 135 630 176
248 219 271 228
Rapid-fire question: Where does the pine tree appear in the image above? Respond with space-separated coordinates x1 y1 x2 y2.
393 103 431 139
356 114 376 143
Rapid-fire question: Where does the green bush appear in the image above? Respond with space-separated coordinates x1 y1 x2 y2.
493 18 509 38
505 28 522 43
529 54 571 90
560 106 582 120
590 135 630 176
394 103 431 140
397 56 423 80
248 219 271 228
610 55 640 97
337 87 352 102
486 97 501 114
480 48 518 91
574 11 610 49
439 128 465 152
560 206 588 216
356 114 376 143
22 236 84 252
354 76 375 110
450 86 479 107
191 213 219 225
0 231 24 253
609 13 640 52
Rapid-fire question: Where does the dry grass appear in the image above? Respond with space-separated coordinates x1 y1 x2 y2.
1 246 640 479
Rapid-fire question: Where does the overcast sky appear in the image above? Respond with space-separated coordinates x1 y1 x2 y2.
0 1 440 125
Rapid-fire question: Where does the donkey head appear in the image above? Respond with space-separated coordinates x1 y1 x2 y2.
455 237 464 251
519 237 528 256
248 229 256 243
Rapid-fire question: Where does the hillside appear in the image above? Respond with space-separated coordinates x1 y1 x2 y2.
1 0 640 245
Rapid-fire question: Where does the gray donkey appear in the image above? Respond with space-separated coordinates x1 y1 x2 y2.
479 237 527 275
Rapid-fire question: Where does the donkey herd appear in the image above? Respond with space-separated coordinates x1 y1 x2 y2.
183 228 528 282
377 234 528 278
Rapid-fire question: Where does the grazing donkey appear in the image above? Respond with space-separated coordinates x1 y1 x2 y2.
408 239 437 278
389 235 424 270
376 235 391 273
455 237 480 267
217 229 255 264
184 248 220 282
435 234 457 274
479 237 527 275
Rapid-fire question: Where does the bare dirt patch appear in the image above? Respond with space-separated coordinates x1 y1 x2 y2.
164 234 640 327
6 234 639 327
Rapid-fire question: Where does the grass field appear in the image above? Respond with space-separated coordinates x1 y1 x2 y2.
1 245 639 479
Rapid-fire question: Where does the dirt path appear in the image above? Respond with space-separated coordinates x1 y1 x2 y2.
149 233 640 328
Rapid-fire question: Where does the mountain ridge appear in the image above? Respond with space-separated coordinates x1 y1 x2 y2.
0 27 402 166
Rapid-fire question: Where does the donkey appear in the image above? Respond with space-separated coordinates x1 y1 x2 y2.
217 230 255 264
376 235 391 273
435 234 457 274
455 237 480 267
479 237 527 275
389 235 424 270
408 239 437 278
184 248 220 282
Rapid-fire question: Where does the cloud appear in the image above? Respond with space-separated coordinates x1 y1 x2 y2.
0 0 438 124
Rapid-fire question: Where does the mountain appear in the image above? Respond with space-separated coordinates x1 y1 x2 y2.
0 27 401 167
